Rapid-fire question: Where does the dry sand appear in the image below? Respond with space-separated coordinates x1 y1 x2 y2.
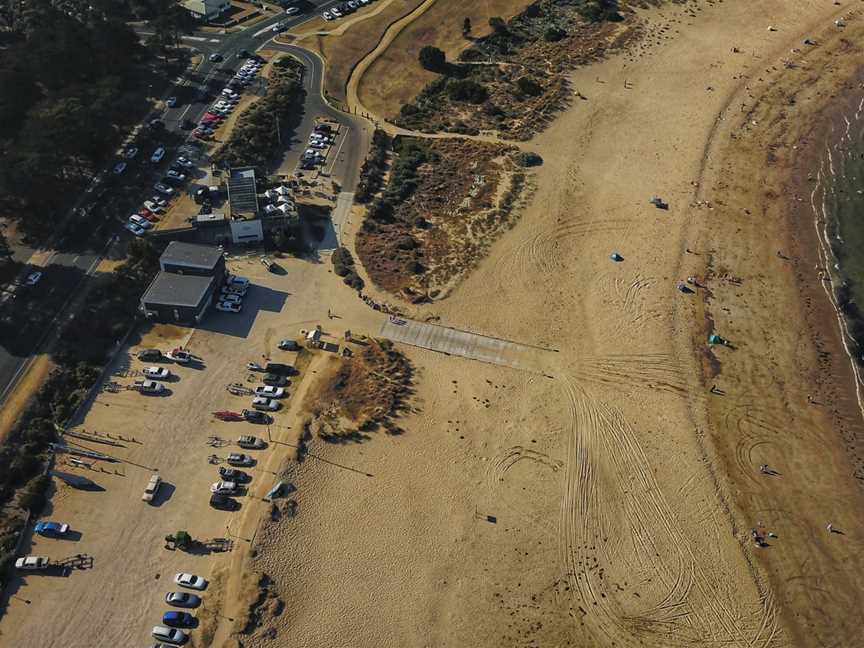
238 1 864 647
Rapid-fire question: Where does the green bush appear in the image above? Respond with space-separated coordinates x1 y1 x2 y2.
544 27 566 42
19 474 50 515
517 151 543 167
447 79 488 104
418 46 446 72
517 77 542 96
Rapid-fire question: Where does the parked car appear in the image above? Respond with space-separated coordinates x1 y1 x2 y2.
125 222 146 236
138 208 158 222
154 183 174 195
209 53 223 62
34 521 69 537
262 373 287 387
277 339 300 351
227 452 255 466
138 348 163 361
167 348 191 364
219 467 251 483
285 6 300 14
226 274 249 288
238 434 266 448
152 625 188 645
242 408 272 424
166 97 177 108
272 22 287 32
113 161 127 175
151 147 166 163
254 385 284 398
166 169 187 181
322 10 333 19
166 591 201 608
181 119 196 130
216 301 241 313
175 573 207 590
142 474 162 502
209 493 240 511
15 556 50 570
247 362 265 372
265 363 294 375
124 146 139 159
136 379 165 394
143 366 171 379
210 480 238 495
252 397 279 412
220 293 242 305
23 272 42 286
149 195 168 207
144 200 165 214
237 49 251 58
175 156 194 168
129 214 153 229
222 284 246 297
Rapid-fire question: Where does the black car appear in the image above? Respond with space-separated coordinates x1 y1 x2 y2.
209 493 240 510
162 176 184 188
262 373 288 386
219 467 251 483
242 409 273 424
138 348 163 361
265 362 295 375
148 118 165 131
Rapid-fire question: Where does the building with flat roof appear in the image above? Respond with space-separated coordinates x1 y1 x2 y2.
160 241 226 277
227 167 259 218
140 273 218 325
181 0 230 20
140 242 226 325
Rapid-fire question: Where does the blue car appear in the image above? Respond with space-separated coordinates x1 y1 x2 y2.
163 611 195 628
34 521 69 537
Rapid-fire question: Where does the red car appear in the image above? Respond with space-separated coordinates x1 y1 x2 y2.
138 208 158 222
203 113 222 121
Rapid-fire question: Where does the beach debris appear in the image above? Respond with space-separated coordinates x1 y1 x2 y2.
803 38 815 45
767 25 777 32
677 282 693 294
610 252 624 262
649 196 669 210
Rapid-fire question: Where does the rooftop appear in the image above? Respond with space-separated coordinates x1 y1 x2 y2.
227 166 259 216
161 241 224 270
141 272 216 308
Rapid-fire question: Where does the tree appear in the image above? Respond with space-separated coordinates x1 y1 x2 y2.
517 76 542 97
462 17 471 37
447 79 488 104
579 0 622 23
418 45 446 72
488 16 507 35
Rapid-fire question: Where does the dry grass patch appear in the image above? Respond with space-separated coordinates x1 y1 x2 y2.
289 0 426 105
358 0 537 117
355 137 531 300
305 339 414 441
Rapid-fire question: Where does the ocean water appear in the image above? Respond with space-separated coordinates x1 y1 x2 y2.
812 93 864 409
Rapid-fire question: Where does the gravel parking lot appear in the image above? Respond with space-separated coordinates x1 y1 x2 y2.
0 253 385 647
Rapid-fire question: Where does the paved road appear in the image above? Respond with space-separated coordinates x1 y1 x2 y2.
0 1 367 405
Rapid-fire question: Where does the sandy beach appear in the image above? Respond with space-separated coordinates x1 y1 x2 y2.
4 2 864 647
242 1 864 647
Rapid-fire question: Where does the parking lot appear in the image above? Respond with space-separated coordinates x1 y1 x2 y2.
1 253 385 647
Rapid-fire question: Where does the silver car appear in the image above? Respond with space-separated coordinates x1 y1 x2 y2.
165 591 201 607
152 625 188 645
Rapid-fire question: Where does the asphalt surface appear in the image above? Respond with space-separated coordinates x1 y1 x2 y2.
0 0 368 405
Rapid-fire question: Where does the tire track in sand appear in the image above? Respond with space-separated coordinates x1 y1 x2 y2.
556 375 779 647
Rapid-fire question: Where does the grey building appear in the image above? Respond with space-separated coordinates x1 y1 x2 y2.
161 241 226 277
140 242 226 325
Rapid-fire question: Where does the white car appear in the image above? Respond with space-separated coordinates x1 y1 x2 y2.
254 385 284 398
143 200 165 214
125 222 146 237
15 556 50 570
221 88 239 98
175 573 208 590
152 625 188 645
175 156 194 168
113 161 127 175
252 396 280 411
142 474 162 502
331 7 342 17
221 285 246 297
220 293 242 305
154 183 174 195
151 147 166 163
322 10 333 20
210 481 238 495
285 6 299 14
24 272 42 286
128 214 153 229
216 301 241 313
226 274 249 288
149 195 167 207
143 366 170 379
167 348 191 364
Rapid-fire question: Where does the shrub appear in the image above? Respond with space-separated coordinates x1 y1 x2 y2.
544 27 566 42
343 271 364 290
578 0 623 22
400 103 419 116
19 474 50 515
517 77 542 96
418 46 446 72
517 151 543 167
447 79 488 104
